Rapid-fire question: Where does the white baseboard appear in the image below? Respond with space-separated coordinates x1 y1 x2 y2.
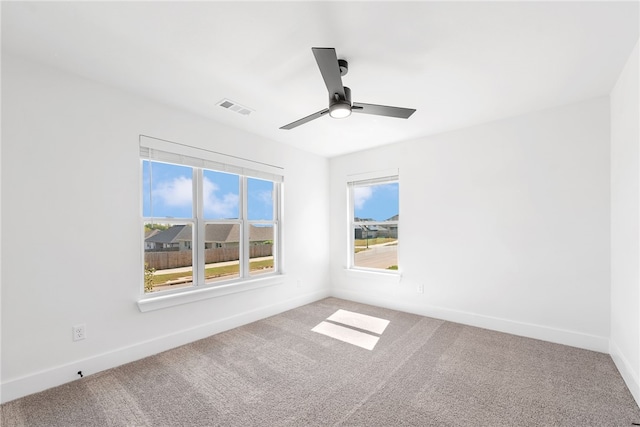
610 339 640 406
330 289 610 353
1 289 330 404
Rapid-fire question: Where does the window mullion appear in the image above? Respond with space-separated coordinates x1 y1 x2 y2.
273 182 280 273
240 176 250 278
348 183 355 269
194 168 205 286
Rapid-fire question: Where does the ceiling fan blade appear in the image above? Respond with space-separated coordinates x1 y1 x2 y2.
280 108 330 130
312 47 345 99
352 102 416 119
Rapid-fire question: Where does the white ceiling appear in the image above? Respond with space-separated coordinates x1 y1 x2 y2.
2 1 638 158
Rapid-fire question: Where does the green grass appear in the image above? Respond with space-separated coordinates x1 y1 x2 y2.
151 259 274 285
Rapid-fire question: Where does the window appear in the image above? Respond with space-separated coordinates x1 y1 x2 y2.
348 173 399 272
141 137 282 295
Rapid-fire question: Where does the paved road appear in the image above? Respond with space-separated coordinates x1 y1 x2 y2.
354 244 397 269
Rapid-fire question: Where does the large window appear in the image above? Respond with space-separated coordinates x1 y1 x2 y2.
141 138 282 295
348 174 399 272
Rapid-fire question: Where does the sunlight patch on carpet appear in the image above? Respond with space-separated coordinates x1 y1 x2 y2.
327 309 390 334
312 309 390 350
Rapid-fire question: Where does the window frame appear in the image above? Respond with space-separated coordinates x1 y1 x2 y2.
347 171 400 276
138 135 284 310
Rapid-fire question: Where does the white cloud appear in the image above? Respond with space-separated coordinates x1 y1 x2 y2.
353 186 373 209
255 190 273 206
153 176 193 207
203 177 239 218
152 176 239 218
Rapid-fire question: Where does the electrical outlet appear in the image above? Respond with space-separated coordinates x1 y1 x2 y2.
72 324 86 341
417 283 424 294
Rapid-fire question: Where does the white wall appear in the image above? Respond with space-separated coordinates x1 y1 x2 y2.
610 39 640 405
2 46 635 405
0 54 330 403
330 97 611 352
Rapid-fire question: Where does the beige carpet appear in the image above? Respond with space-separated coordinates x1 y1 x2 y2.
2 297 639 426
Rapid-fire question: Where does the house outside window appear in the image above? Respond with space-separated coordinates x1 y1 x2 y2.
141 137 282 295
348 172 399 273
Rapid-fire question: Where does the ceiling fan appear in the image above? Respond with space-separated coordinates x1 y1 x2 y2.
280 47 416 130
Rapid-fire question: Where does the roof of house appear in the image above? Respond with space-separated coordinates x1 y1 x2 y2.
145 224 273 244
247 225 273 242
144 229 162 239
204 224 273 242
205 224 236 243
355 225 384 231
354 214 398 222
145 225 192 244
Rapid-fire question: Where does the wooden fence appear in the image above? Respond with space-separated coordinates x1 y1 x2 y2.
145 245 272 270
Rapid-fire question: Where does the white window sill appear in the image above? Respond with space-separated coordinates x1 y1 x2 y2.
137 275 285 312
344 268 402 284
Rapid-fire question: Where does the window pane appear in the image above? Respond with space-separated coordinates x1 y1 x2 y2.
142 160 193 218
353 182 398 222
203 170 239 220
353 225 398 270
203 223 241 284
248 178 274 221
141 151 282 294
249 224 274 276
352 179 399 271
144 223 194 292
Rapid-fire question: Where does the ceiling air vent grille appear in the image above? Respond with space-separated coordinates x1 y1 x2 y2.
217 99 253 116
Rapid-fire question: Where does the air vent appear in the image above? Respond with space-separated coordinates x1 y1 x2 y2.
217 99 253 116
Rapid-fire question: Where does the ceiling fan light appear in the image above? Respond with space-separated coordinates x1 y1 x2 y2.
329 102 351 119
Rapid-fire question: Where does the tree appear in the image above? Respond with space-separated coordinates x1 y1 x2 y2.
144 263 155 292
144 223 170 232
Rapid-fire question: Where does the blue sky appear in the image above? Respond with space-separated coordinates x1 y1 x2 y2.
142 161 273 221
354 183 399 221
143 161 396 222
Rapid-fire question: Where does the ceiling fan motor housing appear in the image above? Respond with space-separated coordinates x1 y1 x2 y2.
329 86 352 118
